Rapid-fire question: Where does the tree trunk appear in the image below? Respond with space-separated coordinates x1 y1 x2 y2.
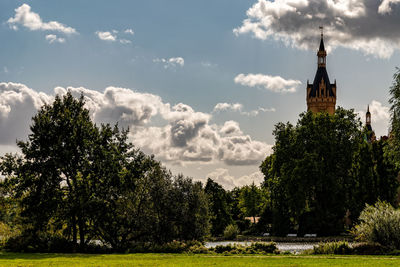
78 216 85 251
72 216 77 252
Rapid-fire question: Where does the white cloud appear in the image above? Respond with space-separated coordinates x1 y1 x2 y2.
124 29 134 35
234 0 400 59
234 73 301 93
45 34 65 44
154 57 185 68
0 83 272 167
96 31 116 41
8 4 76 34
220 120 243 135
206 168 264 190
379 0 400 14
213 102 275 116
214 103 243 112
169 57 184 66
96 30 133 44
0 83 52 145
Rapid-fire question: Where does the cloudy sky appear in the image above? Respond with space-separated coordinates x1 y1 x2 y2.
0 0 399 189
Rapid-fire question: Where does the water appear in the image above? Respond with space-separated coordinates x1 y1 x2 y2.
205 241 318 253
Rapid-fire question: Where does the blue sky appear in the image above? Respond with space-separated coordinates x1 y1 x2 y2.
0 0 399 188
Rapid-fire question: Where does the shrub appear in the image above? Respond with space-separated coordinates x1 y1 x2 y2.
223 224 240 240
250 242 278 254
312 241 352 255
214 244 236 253
353 201 400 249
212 242 278 254
351 242 386 255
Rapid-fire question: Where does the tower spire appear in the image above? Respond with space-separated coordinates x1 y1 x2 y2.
317 26 326 67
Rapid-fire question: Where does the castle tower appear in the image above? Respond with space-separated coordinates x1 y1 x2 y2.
306 28 337 115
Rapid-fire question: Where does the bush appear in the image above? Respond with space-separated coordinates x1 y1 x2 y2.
128 240 208 254
353 201 400 249
223 224 239 240
312 241 352 255
212 242 278 254
351 242 386 255
250 242 278 254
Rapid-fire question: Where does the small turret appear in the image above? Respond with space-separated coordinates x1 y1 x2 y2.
366 105 371 126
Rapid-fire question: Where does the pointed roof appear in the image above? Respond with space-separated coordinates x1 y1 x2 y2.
309 67 335 97
367 105 370 114
319 36 325 52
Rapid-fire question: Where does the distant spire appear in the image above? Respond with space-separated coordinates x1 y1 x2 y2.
319 26 325 52
367 105 370 113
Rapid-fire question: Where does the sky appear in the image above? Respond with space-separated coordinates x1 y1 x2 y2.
0 0 399 189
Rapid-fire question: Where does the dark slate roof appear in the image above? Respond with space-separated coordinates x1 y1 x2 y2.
308 67 335 97
319 37 325 51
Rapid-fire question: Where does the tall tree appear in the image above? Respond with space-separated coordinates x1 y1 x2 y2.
238 183 264 224
389 68 400 168
261 108 364 235
204 178 232 236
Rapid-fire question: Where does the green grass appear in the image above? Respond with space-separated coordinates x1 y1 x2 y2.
1 253 400 266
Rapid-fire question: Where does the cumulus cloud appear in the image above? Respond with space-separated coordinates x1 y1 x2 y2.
153 57 185 68
45 34 65 44
8 4 76 34
213 102 275 116
234 0 400 59
206 168 264 190
379 0 400 14
0 83 272 167
220 120 243 135
0 83 52 145
234 73 301 93
96 31 116 41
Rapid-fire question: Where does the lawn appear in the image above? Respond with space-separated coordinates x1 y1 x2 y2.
1 253 400 267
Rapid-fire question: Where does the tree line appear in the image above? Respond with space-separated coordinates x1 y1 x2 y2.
1 69 400 252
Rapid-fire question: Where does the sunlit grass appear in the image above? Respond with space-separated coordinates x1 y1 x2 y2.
1 253 400 266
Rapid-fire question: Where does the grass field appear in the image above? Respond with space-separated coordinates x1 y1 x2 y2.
1 253 400 266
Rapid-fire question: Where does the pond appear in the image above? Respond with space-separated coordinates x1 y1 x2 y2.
205 241 318 253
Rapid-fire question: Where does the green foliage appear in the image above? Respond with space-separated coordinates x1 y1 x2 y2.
212 242 278 254
261 107 398 236
388 68 400 168
0 92 210 252
238 183 264 222
353 201 400 249
351 242 386 255
205 178 232 236
223 224 239 240
312 241 352 255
